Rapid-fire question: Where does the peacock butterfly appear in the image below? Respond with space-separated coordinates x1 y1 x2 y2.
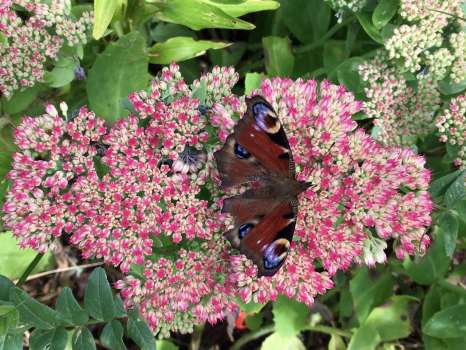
214 95 310 276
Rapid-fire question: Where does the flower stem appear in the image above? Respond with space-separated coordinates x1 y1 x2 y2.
293 15 356 54
230 324 274 350
16 253 44 287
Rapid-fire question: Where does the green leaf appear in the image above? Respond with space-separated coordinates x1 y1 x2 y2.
261 333 306 350
235 298 265 313
55 287 89 326
0 333 22 350
323 40 348 72
100 320 126 350
356 12 384 44
202 0 280 17
262 36 294 77
272 296 309 337
9 288 64 329
280 0 331 43
72 328 96 350
156 340 179 350
336 57 365 93
93 0 124 39
347 323 381 350
127 310 155 350
372 0 399 29
29 327 68 350
245 313 263 331
87 32 149 123
0 304 18 336
349 268 395 324
83 268 116 322
150 23 197 42
209 44 246 66
422 285 442 327
438 79 466 96
429 170 463 198
148 37 230 64
153 0 255 30
365 296 416 341
245 72 266 94
114 295 127 318
2 85 42 115
444 170 466 208
403 229 450 285
329 334 346 350
423 304 466 339
437 212 459 257
44 57 78 88
0 232 53 280
0 276 14 301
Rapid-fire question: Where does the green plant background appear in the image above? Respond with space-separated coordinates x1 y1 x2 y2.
0 0 465 349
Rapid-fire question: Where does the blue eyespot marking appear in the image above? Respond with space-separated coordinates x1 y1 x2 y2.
263 239 289 270
234 143 251 159
238 223 254 238
252 102 279 133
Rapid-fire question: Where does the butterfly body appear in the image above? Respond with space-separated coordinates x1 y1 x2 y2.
214 96 310 276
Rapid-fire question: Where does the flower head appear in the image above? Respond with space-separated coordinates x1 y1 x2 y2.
436 94 466 169
0 0 92 98
359 53 441 146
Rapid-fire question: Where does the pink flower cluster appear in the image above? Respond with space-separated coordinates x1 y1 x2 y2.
0 0 92 98
2 64 433 335
436 94 466 169
359 53 441 146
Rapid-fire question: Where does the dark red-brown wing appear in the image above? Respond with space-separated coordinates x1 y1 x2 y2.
223 194 297 277
213 95 295 189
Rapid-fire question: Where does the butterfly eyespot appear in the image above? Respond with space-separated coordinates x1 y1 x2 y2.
263 238 290 270
234 143 251 159
238 223 254 238
252 102 280 134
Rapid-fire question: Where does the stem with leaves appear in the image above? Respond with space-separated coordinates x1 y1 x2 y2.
16 252 44 287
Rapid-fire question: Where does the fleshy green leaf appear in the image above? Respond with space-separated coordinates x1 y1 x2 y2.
72 328 96 350
9 288 64 329
44 57 78 88
329 334 346 350
262 36 294 77
349 268 394 324
148 37 230 64
280 0 331 43
403 228 451 285
356 12 384 44
29 327 68 350
0 232 53 280
2 85 42 115
429 170 463 198
372 0 399 29
437 212 459 257
323 40 348 72
83 268 116 322
55 287 89 326
423 304 466 339
153 0 255 30
235 298 265 314
0 333 22 350
156 340 179 350
438 79 466 95
444 170 466 208
0 304 18 336
336 57 365 93
127 310 155 350
0 276 14 301
93 0 124 39
347 323 381 350
245 313 263 331
422 285 442 327
202 0 280 17
272 296 309 337
87 32 149 123
100 320 126 350
261 333 306 350
245 72 266 94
